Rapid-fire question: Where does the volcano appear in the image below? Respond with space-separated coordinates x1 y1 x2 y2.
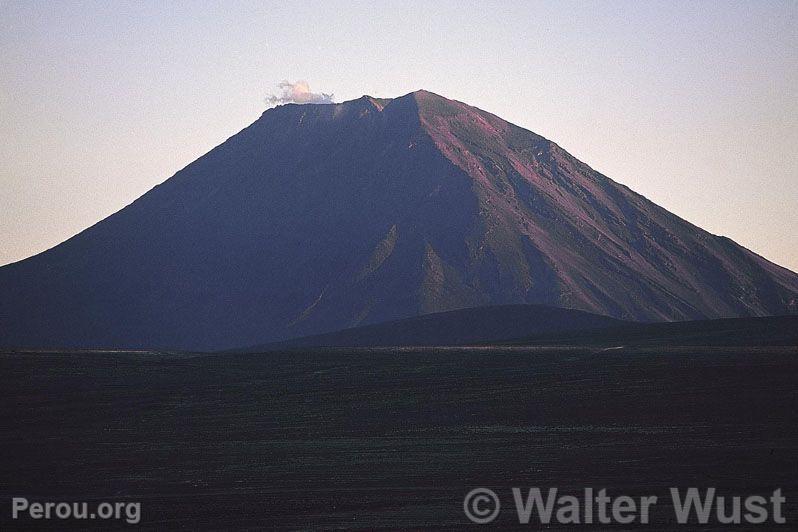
2 90 797 350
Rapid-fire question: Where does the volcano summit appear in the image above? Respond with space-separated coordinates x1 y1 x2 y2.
2 90 796 350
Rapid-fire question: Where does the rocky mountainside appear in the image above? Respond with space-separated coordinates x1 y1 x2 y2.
2 90 796 350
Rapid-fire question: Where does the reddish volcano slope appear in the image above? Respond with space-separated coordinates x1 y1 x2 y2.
1 90 796 350
411 91 798 321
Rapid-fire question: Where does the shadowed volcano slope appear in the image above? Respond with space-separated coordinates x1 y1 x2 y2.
1 90 797 350
241 304 627 350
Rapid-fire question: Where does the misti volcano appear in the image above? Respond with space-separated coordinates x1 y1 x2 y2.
2 90 797 350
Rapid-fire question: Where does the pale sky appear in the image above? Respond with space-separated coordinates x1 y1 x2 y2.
2 0 797 271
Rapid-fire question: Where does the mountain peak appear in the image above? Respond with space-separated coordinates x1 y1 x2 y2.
340 90 454 112
406 88 449 99
402 88 462 109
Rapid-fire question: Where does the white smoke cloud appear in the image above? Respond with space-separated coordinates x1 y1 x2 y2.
265 80 334 105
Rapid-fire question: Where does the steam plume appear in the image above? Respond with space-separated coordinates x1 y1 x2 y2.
266 80 334 105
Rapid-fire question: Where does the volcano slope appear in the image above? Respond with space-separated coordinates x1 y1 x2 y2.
1 90 797 350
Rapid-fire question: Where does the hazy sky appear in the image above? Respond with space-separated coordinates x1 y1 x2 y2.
2 0 797 271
